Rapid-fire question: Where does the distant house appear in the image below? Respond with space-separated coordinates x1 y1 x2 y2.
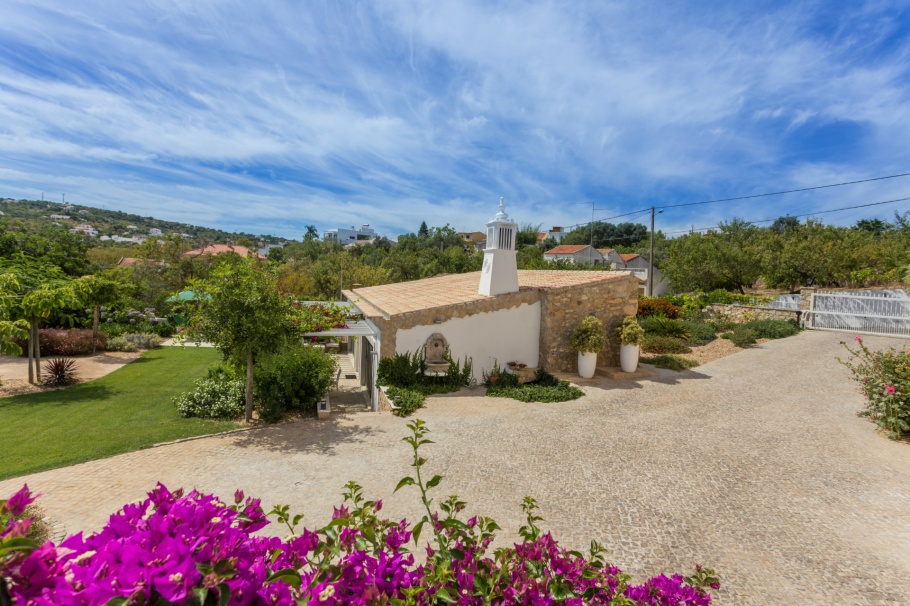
70 224 98 237
49 214 70 220
543 244 605 265
258 243 285 257
183 243 266 260
458 231 486 250
343 239 375 250
542 226 568 244
78 209 89 215
118 257 162 268
126 225 138 231
597 249 669 296
148 228 163 237
111 235 146 244
324 224 377 242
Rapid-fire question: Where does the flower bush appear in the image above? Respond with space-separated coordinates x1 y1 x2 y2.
13 328 108 356
636 297 681 319
174 377 245 419
841 337 910 438
0 420 719 605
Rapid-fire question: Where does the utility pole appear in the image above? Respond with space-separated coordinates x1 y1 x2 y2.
589 201 595 264
648 207 662 296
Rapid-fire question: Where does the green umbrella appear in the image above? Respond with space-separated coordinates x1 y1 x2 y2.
166 290 199 302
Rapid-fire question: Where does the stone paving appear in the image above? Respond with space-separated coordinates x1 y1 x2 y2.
3 331 910 604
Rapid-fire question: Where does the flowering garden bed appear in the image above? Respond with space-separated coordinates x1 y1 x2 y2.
0 420 718 605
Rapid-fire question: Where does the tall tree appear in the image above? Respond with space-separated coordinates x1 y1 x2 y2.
417 221 430 239
662 219 763 293
181 256 294 422
73 276 121 353
0 274 29 356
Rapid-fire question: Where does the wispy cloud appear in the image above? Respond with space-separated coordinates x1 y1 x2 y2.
0 0 908 237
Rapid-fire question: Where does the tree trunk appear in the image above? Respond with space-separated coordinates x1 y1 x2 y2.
34 323 42 383
27 319 34 384
245 347 254 423
92 304 100 354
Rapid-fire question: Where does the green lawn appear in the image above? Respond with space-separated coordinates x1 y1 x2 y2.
0 347 239 480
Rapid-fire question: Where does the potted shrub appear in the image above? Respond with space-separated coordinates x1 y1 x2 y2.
569 316 605 378
615 315 646 373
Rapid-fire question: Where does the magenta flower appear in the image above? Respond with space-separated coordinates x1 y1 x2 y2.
884 384 896 395
854 335 863 342
3 484 37 517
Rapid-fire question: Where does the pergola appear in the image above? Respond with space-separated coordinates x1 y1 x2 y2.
299 302 380 412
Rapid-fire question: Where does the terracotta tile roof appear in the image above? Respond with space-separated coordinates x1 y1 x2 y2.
544 244 591 255
346 270 630 318
536 232 548 242
183 244 266 259
620 253 640 262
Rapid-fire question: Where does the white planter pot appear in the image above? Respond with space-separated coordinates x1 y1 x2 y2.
620 343 640 373
578 351 598 378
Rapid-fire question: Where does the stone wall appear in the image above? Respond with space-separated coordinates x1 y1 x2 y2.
707 304 801 323
538 275 639 372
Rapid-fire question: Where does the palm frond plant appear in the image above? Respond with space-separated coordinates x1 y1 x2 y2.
41 357 79 387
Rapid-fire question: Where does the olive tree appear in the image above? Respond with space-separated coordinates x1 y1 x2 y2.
181 255 294 422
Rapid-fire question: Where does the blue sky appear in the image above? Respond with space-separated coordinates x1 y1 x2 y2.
1 0 909 239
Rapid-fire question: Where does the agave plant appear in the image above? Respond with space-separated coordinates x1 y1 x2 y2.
41 357 79 387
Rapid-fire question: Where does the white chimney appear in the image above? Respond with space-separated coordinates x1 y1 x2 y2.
478 197 519 296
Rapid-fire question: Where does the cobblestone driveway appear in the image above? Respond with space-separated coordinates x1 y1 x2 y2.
3 331 910 604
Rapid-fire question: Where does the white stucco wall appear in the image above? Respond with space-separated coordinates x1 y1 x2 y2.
395 302 541 380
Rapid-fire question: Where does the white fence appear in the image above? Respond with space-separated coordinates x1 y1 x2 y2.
806 292 910 338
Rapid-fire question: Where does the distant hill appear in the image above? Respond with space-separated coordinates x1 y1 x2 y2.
0 197 285 246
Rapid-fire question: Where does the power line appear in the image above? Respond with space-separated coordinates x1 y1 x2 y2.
656 171 910 211
663 196 910 235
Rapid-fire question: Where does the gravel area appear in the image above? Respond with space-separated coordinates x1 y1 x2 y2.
2 331 910 604
0 351 141 397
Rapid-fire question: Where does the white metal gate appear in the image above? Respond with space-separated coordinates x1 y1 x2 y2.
806 292 910 338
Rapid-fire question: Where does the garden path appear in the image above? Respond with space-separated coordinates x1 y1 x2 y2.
3 331 910 605
0 351 140 397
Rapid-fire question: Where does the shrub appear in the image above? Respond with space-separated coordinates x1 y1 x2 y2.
682 321 717 345
379 350 473 395
485 365 584 403
107 333 161 351
569 315 605 352
720 331 733 340
841 337 910 438
386 386 425 416
41 357 79 387
729 326 758 348
740 319 800 340
254 344 338 421
642 335 692 354
13 328 108 356
0 426 719 605
206 359 238 381
377 350 424 388
640 316 690 340
105 335 139 352
487 381 584 403
637 297 681 318
709 317 738 332
615 315 646 346
173 377 245 419
482 361 519 389
641 354 700 371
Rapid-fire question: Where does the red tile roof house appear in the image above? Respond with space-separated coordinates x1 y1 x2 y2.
183 244 266 261
342 200 639 410
543 244 606 265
